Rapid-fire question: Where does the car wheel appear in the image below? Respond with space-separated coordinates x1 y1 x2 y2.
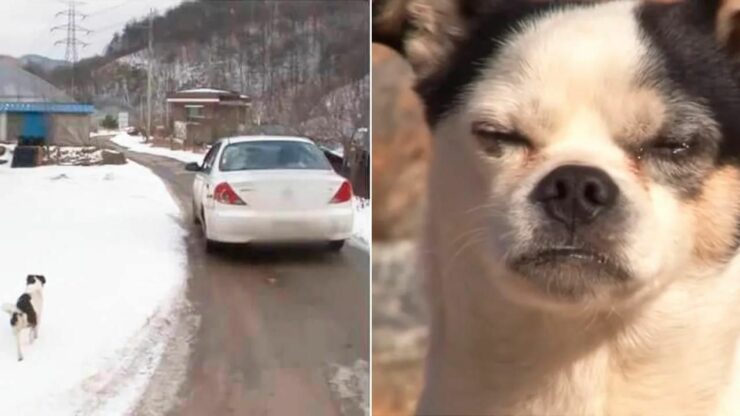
192 201 201 225
206 239 223 254
328 240 346 251
201 209 222 253
200 209 206 234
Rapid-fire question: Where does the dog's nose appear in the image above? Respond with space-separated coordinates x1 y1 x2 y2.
530 165 619 225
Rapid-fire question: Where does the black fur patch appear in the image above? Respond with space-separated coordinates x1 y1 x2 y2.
637 0 740 165
15 294 36 327
27 274 46 286
637 0 740 256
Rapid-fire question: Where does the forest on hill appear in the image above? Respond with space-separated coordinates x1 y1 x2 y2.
25 0 369 144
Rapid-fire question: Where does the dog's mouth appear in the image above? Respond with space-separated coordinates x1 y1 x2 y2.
512 247 631 279
507 247 632 299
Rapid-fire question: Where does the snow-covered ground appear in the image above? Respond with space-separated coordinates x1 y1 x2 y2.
353 198 371 247
0 150 187 414
329 359 370 416
111 132 205 164
90 129 119 138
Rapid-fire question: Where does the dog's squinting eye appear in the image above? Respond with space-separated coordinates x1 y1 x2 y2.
471 122 531 155
640 137 695 160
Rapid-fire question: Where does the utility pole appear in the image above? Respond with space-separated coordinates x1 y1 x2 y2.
52 1 91 100
146 9 154 142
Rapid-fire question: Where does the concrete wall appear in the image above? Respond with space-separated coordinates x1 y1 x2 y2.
170 103 250 144
0 113 6 141
51 114 92 146
7 113 22 142
0 113 92 146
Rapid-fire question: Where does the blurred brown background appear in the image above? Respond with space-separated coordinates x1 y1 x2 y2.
371 34 432 415
371 0 432 413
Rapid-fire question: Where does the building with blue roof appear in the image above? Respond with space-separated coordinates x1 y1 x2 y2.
0 63 94 146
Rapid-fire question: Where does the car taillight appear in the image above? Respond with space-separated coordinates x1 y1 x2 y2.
213 182 246 205
330 181 353 204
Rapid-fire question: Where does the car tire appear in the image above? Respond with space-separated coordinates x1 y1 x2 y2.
328 240 346 251
200 209 208 237
206 239 223 254
201 209 224 254
192 202 201 225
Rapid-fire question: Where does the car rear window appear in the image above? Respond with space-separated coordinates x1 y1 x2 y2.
219 140 332 171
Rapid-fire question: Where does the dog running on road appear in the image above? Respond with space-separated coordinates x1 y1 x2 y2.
3 275 46 361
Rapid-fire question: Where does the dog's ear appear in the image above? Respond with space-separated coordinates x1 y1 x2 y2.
373 0 411 55
373 0 494 78
713 0 740 56
402 0 489 79
663 0 740 54
37 275 46 285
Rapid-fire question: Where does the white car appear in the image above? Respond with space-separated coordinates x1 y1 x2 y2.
186 136 354 252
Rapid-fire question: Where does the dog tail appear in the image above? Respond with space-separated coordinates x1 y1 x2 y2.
2 303 18 314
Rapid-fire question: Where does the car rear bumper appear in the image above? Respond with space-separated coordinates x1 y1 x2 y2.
206 204 354 243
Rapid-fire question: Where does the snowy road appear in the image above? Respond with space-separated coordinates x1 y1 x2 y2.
111 147 370 416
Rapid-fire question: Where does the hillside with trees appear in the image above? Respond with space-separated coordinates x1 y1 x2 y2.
26 0 369 145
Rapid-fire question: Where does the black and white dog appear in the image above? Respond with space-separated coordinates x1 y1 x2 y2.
3 275 45 361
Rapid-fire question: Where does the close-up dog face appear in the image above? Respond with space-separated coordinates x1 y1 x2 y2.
411 0 740 310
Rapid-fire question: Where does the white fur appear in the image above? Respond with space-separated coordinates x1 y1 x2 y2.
1 303 16 315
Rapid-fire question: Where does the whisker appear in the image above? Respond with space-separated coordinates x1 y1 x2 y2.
441 232 487 281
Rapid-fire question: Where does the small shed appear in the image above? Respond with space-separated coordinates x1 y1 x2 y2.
0 102 94 146
166 88 252 146
0 64 94 146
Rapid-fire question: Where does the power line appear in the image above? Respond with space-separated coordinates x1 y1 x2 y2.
88 0 149 17
88 0 129 17
52 1 92 64
51 0 92 97
92 18 147 35
28 14 63 57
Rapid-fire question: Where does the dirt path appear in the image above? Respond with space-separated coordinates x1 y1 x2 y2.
113 147 370 416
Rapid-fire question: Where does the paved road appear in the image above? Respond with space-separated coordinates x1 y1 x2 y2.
112 147 370 416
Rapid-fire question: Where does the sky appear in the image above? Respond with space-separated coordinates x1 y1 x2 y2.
0 0 184 60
